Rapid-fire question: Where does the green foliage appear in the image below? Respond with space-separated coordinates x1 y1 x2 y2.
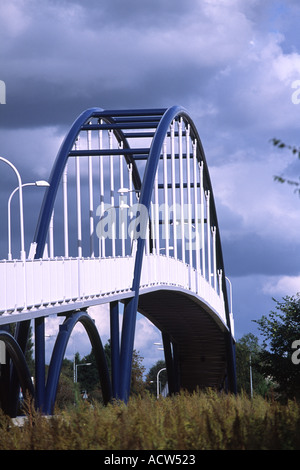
235 334 271 396
271 138 300 158
254 294 300 400
75 343 146 399
271 138 300 195
1 391 300 450
145 360 167 396
53 342 147 407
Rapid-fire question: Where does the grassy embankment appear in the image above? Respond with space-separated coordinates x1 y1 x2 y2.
1 390 300 450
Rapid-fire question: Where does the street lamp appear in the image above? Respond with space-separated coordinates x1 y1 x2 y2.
117 187 140 198
225 276 233 315
0 157 25 260
73 361 91 406
225 276 234 337
74 362 92 383
156 367 166 399
7 180 50 260
250 354 253 398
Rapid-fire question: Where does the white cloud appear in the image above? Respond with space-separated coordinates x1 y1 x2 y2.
0 1 31 38
262 275 300 296
211 149 300 243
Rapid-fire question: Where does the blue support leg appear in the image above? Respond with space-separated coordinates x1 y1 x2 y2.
9 321 30 417
162 333 177 395
35 317 46 411
119 297 138 402
110 301 120 399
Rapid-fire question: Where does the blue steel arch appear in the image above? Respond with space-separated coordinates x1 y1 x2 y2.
31 107 147 408
44 310 111 415
118 106 236 401
0 331 34 416
33 107 143 258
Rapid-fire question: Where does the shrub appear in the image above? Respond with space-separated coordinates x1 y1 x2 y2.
1 391 300 450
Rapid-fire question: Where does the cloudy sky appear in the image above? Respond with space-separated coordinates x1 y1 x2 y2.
1 0 300 370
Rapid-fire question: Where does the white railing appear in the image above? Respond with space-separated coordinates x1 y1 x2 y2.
0 254 230 331
140 255 226 325
0 256 135 314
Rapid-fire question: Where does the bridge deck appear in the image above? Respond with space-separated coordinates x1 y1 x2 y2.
0 255 229 329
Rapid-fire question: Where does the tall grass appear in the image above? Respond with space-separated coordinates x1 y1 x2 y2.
1 391 300 450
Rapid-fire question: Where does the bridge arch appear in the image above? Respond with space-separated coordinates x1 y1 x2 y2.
44 310 111 415
33 107 142 259
0 331 34 416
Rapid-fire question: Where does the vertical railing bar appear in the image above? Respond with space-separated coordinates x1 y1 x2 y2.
98 121 105 258
170 121 177 260
163 137 169 256
199 161 205 278
206 190 211 285
88 125 94 258
154 167 160 255
128 163 134 255
193 140 200 275
109 130 116 258
186 124 192 267
212 226 217 290
62 166 69 258
149 202 155 255
75 137 82 258
119 142 126 257
178 118 185 263
49 210 54 259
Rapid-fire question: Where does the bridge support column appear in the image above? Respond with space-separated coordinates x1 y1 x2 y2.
0 326 11 415
162 333 180 395
35 317 46 411
0 330 34 417
119 297 138 402
225 332 237 394
110 301 120 398
9 320 31 417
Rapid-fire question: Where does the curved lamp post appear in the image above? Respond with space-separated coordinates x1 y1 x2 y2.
0 157 25 260
7 180 50 260
157 367 166 399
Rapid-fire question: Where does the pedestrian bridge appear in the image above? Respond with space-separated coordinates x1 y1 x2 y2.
0 106 236 416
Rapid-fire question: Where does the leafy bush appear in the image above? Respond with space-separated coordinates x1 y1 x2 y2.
1 391 300 450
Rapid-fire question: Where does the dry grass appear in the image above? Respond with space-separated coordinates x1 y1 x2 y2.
1 390 300 450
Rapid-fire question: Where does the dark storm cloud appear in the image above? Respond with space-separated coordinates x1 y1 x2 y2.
0 0 253 129
55 0 199 29
223 232 300 277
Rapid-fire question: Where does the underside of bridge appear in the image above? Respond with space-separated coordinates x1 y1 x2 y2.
138 290 229 393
